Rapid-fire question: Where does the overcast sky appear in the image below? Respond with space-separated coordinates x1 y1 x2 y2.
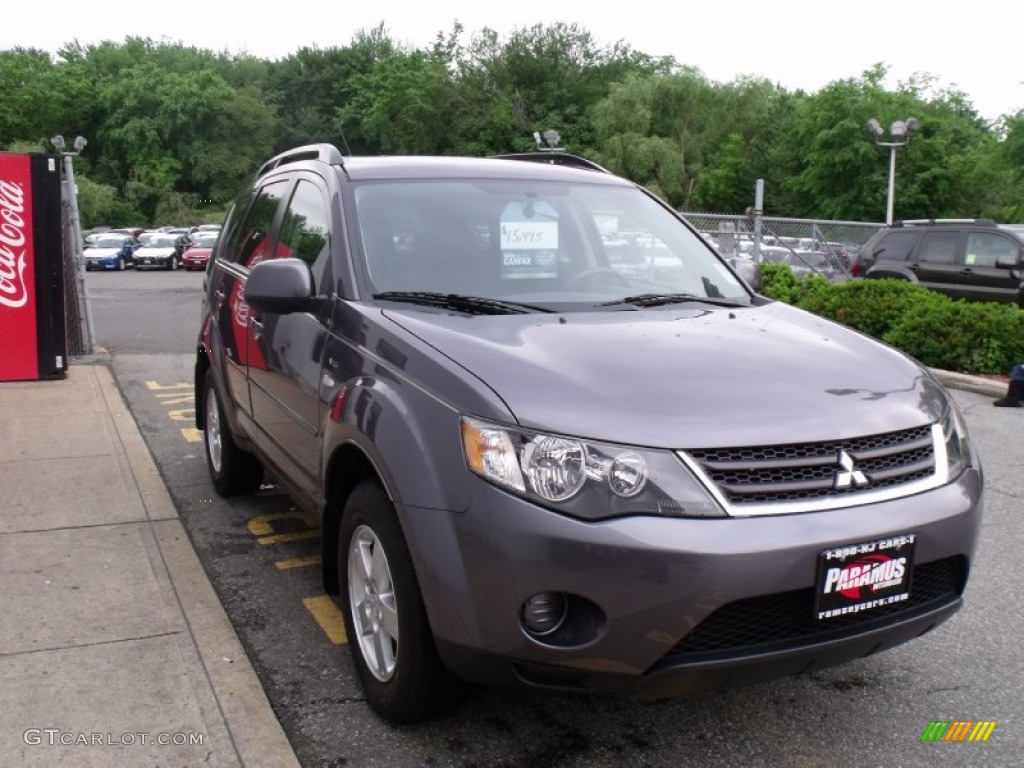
5 0 1021 123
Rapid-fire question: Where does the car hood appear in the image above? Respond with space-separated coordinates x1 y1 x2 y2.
183 248 212 258
84 247 121 257
382 302 948 449
136 247 175 257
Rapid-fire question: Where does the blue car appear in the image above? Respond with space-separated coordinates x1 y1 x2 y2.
84 235 137 271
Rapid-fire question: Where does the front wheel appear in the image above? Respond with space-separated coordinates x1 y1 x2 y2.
202 374 263 496
168 255 179 271
339 480 461 724
117 256 126 271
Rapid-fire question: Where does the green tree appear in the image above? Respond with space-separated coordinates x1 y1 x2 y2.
268 26 398 153
770 64 1001 220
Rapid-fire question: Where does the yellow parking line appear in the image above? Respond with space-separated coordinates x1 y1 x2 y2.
257 530 319 546
168 408 195 422
145 380 191 390
247 512 319 537
181 428 202 443
303 595 348 644
276 555 322 570
157 393 195 404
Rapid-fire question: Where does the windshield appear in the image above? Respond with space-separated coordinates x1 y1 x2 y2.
146 236 178 248
92 237 125 249
353 179 748 308
192 233 218 247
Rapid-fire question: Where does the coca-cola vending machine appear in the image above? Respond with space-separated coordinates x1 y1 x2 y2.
0 152 67 381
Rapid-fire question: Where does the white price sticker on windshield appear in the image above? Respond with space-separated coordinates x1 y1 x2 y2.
500 222 558 250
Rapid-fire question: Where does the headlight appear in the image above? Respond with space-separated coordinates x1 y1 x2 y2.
461 417 724 520
942 402 972 481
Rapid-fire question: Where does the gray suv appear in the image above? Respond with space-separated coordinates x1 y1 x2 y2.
856 218 1024 304
195 145 983 724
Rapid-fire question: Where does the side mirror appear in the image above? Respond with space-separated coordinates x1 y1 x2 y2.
996 254 1020 270
728 257 763 293
245 258 317 314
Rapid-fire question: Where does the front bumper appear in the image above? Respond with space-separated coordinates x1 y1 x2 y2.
85 257 123 270
135 254 175 268
401 466 982 697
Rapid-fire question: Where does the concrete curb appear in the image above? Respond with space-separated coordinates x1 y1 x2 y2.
929 368 1006 399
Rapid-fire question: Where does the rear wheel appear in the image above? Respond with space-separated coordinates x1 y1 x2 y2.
202 374 263 496
339 480 461 724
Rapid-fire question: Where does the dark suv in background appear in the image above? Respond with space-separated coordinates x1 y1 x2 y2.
855 219 1024 305
195 144 982 724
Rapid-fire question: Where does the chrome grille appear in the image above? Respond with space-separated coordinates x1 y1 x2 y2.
683 425 936 511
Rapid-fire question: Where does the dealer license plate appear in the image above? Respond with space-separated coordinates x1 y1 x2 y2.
815 534 915 620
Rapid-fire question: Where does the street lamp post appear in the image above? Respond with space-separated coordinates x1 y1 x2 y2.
865 117 920 225
51 134 96 354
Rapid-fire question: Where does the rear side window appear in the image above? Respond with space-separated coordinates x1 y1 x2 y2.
916 231 961 265
873 231 918 261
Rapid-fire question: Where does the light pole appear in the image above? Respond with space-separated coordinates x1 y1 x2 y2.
51 134 96 354
865 117 920 225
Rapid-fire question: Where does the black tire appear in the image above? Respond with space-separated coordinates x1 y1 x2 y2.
202 373 263 496
117 256 125 271
339 480 462 724
168 255 179 271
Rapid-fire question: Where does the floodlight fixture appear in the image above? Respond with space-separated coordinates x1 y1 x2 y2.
866 117 921 225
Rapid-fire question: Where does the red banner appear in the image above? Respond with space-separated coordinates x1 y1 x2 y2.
0 153 39 380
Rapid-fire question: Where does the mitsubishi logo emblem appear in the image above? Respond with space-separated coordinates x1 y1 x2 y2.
835 450 868 489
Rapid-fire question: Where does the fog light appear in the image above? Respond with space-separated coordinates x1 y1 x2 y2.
521 592 568 636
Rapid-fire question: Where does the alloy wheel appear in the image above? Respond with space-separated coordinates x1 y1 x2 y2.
348 524 399 682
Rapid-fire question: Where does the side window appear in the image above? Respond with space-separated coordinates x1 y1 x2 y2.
874 231 918 260
966 232 1019 267
916 231 961 265
279 179 332 296
221 180 288 267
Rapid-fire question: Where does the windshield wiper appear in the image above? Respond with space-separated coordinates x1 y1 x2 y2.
600 293 744 308
373 291 555 315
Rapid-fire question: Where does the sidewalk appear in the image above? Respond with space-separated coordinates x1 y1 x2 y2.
0 362 299 767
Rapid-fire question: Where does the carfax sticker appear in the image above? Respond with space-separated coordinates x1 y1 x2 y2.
815 534 915 620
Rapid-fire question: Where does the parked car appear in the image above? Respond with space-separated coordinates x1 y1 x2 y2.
195 144 982 725
133 234 189 270
83 234 137 271
182 231 218 271
854 219 1024 304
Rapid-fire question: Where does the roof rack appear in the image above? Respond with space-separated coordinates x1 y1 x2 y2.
256 143 346 177
893 218 997 227
492 152 611 174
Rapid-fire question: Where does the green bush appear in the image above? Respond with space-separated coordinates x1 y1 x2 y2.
797 279 949 340
759 263 831 306
884 300 1024 374
758 269 1024 375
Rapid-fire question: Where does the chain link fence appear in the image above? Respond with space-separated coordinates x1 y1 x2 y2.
682 212 885 281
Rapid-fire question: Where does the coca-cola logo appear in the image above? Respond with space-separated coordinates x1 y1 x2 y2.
0 179 28 309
